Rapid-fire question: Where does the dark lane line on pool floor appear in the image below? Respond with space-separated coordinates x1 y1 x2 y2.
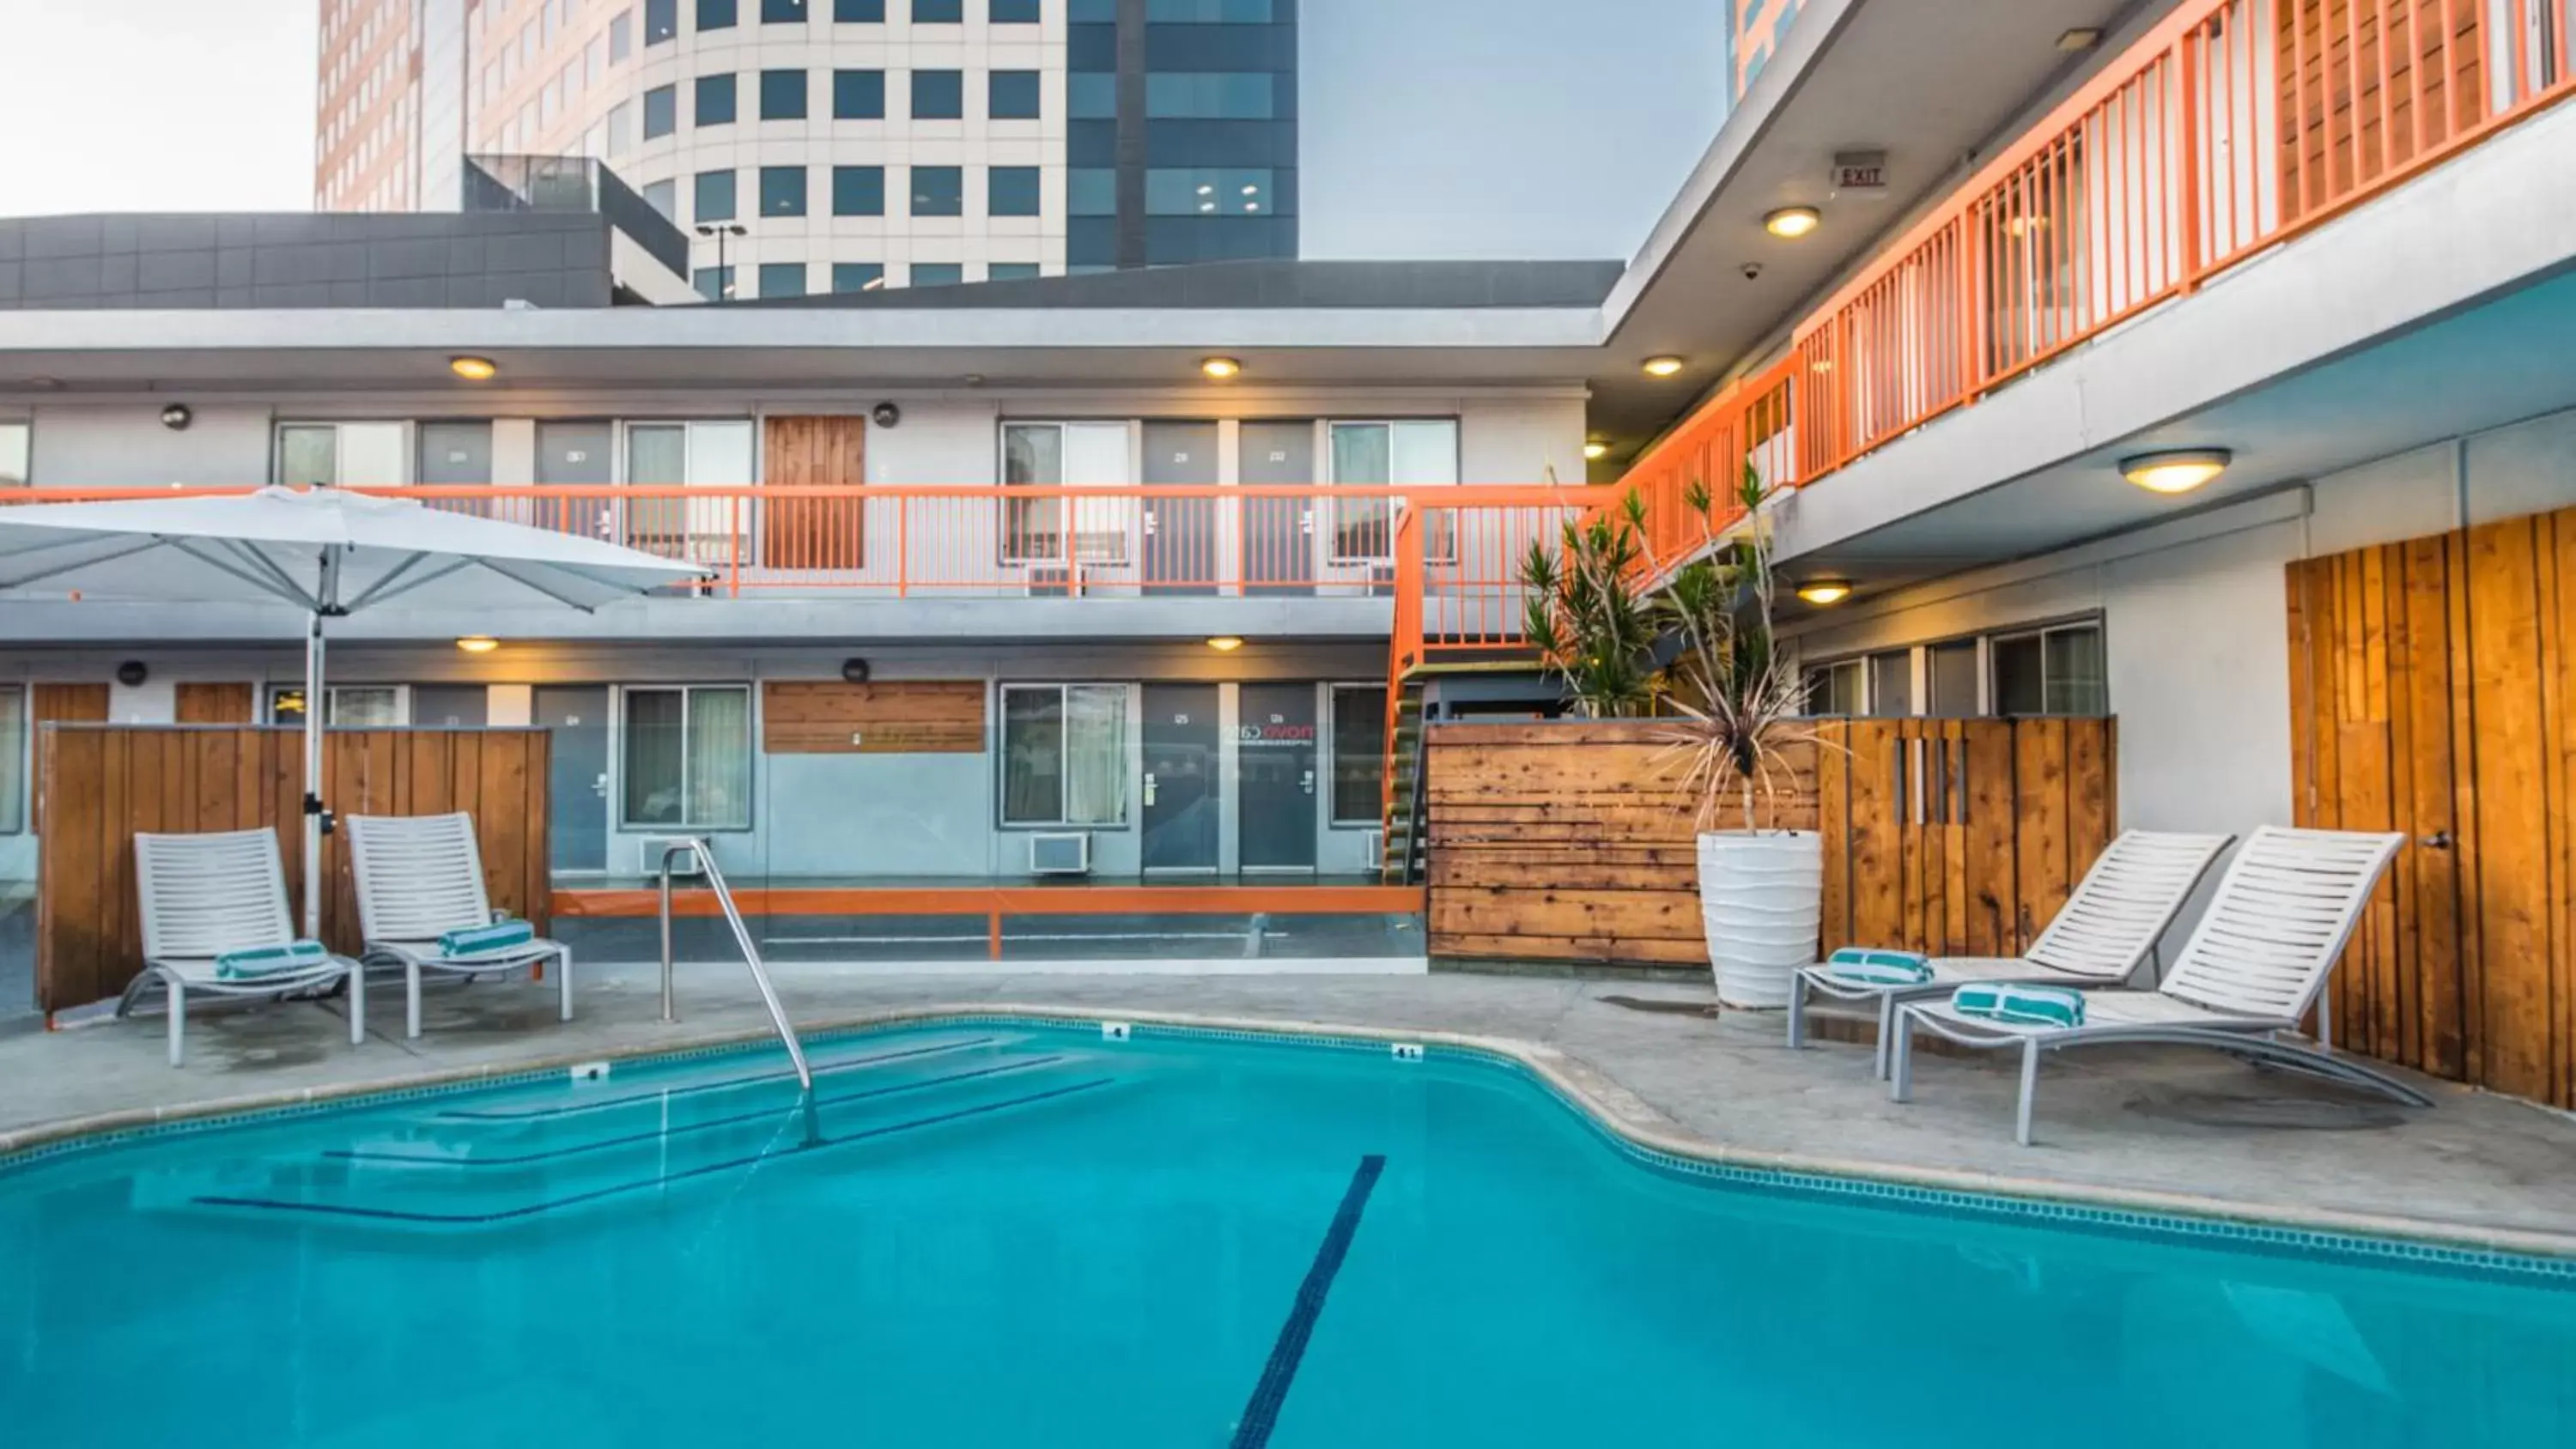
1230 1153 1388 1449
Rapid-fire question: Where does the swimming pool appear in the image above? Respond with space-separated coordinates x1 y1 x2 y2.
3 1020 2571 1448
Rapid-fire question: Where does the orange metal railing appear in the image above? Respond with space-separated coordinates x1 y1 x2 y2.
0 483 1596 603
1630 0 2575 515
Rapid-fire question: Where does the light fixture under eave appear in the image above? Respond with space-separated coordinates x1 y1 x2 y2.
448 355 498 381
2057 27 2105 51
1206 636 1245 652
1795 580 1853 606
1764 206 1822 239
2120 447 2233 494
1200 356 1242 379
1583 441 1610 461
454 635 500 654
1642 355 1686 378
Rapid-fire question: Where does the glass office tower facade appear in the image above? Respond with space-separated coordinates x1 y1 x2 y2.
1069 0 1298 271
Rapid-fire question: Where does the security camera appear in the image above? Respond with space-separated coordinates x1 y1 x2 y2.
1740 262 1765 282
161 403 192 430
871 402 902 428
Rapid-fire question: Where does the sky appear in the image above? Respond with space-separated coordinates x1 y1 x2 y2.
0 0 1728 261
0 0 321 215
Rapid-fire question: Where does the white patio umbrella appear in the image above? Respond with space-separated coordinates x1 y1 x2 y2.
0 486 708 936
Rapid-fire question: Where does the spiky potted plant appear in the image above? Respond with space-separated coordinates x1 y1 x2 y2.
1520 488 1660 719
1659 464 1826 1009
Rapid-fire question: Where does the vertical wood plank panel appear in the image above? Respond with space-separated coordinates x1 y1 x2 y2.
2464 517 2552 1098
2012 718 2070 952
173 682 257 724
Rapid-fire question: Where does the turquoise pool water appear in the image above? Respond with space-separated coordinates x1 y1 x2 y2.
3 1022 2571 1448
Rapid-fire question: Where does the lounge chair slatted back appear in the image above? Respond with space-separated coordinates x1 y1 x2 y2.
2022 830 2234 979
137 828 297 961
345 812 492 943
2158 827 2406 1020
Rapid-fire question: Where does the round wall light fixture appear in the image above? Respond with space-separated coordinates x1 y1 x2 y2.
454 635 500 654
448 355 498 381
1206 636 1245 652
1200 357 1242 380
1795 579 1854 606
2119 447 2233 494
1583 441 1610 461
1642 356 1686 378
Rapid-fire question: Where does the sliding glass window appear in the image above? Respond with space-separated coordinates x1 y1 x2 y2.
999 684 1129 827
621 684 753 829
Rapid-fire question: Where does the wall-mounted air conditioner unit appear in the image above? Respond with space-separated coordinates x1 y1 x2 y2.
1362 828 1385 871
641 837 705 877
1029 832 1091 876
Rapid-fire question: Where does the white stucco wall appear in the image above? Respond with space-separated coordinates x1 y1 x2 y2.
28 404 275 487
1791 403 2576 859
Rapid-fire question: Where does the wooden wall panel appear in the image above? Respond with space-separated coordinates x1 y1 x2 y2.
2288 504 2576 1109
34 726 551 1014
174 682 258 724
762 681 986 754
1425 717 2115 970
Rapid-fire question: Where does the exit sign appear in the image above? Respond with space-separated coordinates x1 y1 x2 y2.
1832 150 1889 194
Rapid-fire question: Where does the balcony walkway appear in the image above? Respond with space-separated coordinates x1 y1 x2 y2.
6 966 2573 1256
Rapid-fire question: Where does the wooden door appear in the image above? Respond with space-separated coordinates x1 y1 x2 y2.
2287 506 2576 1109
761 416 866 571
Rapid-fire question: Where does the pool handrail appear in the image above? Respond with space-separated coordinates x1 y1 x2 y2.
658 839 821 1146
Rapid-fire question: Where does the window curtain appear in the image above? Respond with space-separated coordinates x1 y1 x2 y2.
1328 423 1392 561
1001 688 1066 822
1062 685 1128 826
623 689 687 824
687 687 753 828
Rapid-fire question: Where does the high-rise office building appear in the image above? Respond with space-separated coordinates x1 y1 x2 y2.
313 0 1299 294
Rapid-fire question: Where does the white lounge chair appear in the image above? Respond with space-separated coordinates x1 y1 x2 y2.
1788 829 2234 1078
1888 826 2426 1144
345 811 572 1039
118 828 362 1068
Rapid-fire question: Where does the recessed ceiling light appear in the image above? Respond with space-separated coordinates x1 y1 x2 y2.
448 355 498 380
454 634 500 653
1198 185 1214 196
2120 447 2233 494
1200 202 1216 212
1200 356 1242 380
2057 27 2105 51
1795 579 1853 606
1583 441 1610 461
1243 202 1260 212
1242 185 1259 195
1642 356 1686 378
1764 206 1822 239
1206 636 1245 652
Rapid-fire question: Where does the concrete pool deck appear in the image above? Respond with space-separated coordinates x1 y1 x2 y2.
4 964 2574 1257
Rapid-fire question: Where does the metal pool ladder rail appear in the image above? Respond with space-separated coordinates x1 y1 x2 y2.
658 839 821 1146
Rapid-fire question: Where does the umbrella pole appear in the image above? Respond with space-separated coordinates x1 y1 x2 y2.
303 609 325 940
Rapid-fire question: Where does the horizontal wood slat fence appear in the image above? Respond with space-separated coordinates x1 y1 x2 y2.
2289 505 2576 1109
34 726 553 1015
1425 718 2117 969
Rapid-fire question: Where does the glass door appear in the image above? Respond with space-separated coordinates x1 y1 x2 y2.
1141 683 1220 872
1238 682 1318 871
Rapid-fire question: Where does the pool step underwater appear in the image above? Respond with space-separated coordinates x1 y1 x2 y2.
138 1036 1122 1231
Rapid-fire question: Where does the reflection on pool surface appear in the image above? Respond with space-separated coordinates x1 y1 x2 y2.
3 1022 2571 1448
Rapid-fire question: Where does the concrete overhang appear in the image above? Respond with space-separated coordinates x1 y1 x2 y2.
1765 93 2576 611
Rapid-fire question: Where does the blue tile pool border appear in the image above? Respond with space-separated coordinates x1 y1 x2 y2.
3 1009 2573 1288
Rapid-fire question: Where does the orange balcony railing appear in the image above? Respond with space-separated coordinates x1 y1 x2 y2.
0 483 1597 602
1628 0 2576 519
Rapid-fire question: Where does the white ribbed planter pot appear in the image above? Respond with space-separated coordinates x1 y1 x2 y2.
1697 830 1824 1009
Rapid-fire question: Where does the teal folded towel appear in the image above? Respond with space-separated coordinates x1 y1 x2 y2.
215 939 333 980
1824 947 1935 985
438 919 535 956
1953 982 2087 1028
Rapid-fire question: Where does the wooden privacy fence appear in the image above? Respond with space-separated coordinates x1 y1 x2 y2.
1424 718 2117 968
2289 503 2576 1110
35 726 553 1015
